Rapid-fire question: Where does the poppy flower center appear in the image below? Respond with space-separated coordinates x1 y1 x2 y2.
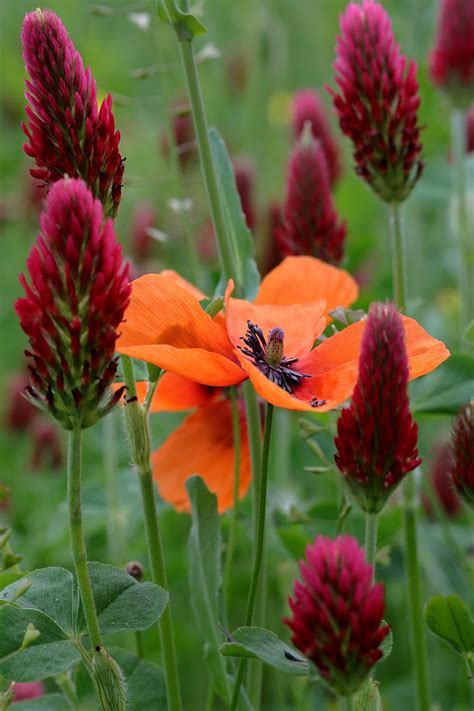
237 321 311 394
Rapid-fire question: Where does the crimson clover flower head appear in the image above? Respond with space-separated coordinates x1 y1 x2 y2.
284 535 390 697
15 178 131 430
448 402 474 507
277 129 347 265
292 89 342 186
429 0 474 107
21 9 124 218
334 302 421 513
328 0 423 203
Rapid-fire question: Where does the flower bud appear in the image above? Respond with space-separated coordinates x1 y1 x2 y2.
124 560 144 582
284 535 390 697
124 400 151 471
12 681 45 702
448 402 474 507
334 302 421 513
92 646 127 711
21 10 124 217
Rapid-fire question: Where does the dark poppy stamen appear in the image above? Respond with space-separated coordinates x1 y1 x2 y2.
238 320 315 396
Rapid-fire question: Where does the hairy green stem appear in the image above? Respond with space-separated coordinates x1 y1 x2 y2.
231 405 274 710
450 109 473 347
121 355 183 711
339 695 355 711
364 512 378 578
223 387 242 612
68 429 103 650
389 204 430 711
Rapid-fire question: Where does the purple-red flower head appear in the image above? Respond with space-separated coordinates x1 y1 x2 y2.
15 178 130 430
334 302 421 513
328 0 423 202
277 130 346 265
429 0 474 107
284 535 390 697
21 9 124 217
292 89 342 186
448 402 474 507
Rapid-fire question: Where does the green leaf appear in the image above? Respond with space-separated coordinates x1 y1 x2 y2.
12 694 71 710
0 572 26 592
209 127 261 301
424 594 474 655
186 476 231 704
411 353 474 415
156 0 206 39
77 563 168 635
0 605 80 681
109 648 167 710
220 627 309 676
355 680 383 711
380 623 393 661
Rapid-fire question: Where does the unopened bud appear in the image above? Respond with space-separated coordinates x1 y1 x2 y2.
124 400 151 470
124 561 144 582
92 646 127 711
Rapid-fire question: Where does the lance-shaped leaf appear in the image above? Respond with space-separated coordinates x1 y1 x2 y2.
425 594 474 655
220 626 309 676
411 353 474 415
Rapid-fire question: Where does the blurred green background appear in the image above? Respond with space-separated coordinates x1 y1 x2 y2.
0 0 472 709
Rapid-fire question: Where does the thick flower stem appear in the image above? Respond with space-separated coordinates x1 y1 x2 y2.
121 355 183 711
231 404 274 710
223 386 241 612
364 512 379 577
339 695 355 711
389 204 430 711
68 428 103 651
450 108 473 347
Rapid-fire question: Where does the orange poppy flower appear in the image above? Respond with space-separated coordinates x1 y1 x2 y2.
134 372 250 513
117 256 449 413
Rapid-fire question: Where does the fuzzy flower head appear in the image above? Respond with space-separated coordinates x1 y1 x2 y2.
277 128 347 265
328 0 423 202
284 535 390 697
429 0 474 107
21 9 124 218
448 402 474 507
292 89 342 185
334 302 421 513
15 178 130 430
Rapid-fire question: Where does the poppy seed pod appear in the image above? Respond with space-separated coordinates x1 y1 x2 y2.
284 535 390 697
277 130 347 265
429 0 474 107
328 0 423 202
448 403 474 507
292 89 342 186
334 302 421 513
15 178 131 430
21 9 124 217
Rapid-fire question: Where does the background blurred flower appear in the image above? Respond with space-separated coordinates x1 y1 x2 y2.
12 681 44 702
429 0 474 107
30 419 63 471
233 157 257 230
448 402 474 507
328 0 423 202
284 535 390 697
5 372 37 431
423 442 463 518
160 97 196 171
21 9 124 217
129 203 157 264
292 89 342 185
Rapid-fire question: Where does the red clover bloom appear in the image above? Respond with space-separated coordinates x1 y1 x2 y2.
429 0 474 107
284 535 390 697
328 0 423 202
292 89 342 186
334 302 421 513
277 129 346 264
448 402 474 507
21 9 124 218
15 178 131 430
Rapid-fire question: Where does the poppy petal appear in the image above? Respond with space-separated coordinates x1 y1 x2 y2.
152 399 251 513
255 255 359 318
160 269 207 300
149 373 218 412
226 285 326 358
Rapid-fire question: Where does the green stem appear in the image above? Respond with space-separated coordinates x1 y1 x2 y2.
339 695 355 711
450 108 473 347
103 411 123 563
364 512 378 578
231 404 274 710
223 387 242 613
135 631 144 659
143 377 160 414
169 24 236 287
389 205 430 711
464 652 474 704
121 356 183 711
67 429 103 650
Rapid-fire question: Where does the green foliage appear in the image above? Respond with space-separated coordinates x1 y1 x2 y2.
0 565 167 682
424 594 474 656
156 0 206 39
209 127 261 300
355 680 383 711
11 695 70 710
186 476 231 704
411 353 474 415
220 626 308 676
